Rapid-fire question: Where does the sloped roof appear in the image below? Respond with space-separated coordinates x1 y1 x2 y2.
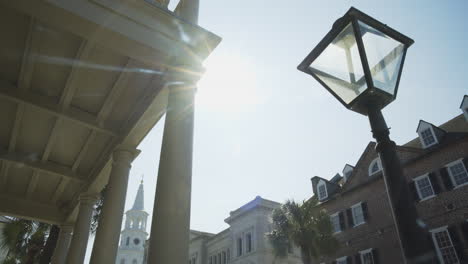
405 114 467 148
459 95 468 109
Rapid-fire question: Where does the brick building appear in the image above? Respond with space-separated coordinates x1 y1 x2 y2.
310 95 468 264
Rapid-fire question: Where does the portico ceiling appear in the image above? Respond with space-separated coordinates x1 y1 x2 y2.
0 0 220 224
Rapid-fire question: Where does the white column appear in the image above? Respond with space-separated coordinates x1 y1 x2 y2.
65 193 98 264
90 149 136 264
147 70 197 264
50 224 73 264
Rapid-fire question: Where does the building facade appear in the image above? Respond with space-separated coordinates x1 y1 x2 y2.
311 95 468 264
116 182 149 264
184 196 301 264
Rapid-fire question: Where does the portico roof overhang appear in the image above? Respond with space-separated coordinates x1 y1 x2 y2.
0 0 220 224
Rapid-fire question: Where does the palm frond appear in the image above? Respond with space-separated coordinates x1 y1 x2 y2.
268 199 339 264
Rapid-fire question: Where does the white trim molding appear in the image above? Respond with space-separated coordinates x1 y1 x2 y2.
413 173 436 201
445 159 468 189
417 124 438 149
317 180 328 201
330 212 342 234
336 256 348 264
351 202 365 227
429 226 460 264
368 158 382 176
359 248 375 264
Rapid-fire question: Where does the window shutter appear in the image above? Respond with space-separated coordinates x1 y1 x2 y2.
461 221 468 241
346 208 354 228
361 202 369 222
448 226 465 261
354 254 362 264
372 248 379 264
339 211 346 231
428 172 441 194
408 181 420 202
440 167 454 190
426 231 437 253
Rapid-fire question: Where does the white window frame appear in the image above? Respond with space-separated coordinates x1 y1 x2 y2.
359 248 375 264
317 180 328 200
330 212 341 234
336 256 348 264
368 158 382 176
351 202 365 227
413 174 436 201
446 159 468 189
418 127 438 148
343 165 353 181
430 226 460 264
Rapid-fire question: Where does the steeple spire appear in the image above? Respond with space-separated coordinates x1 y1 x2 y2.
132 179 144 211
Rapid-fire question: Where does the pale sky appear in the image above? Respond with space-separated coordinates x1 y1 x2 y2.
86 0 467 261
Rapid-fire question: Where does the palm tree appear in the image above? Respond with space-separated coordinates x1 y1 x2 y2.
0 187 106 264
267 199 339 264
0 217 49 264
91 185 106 234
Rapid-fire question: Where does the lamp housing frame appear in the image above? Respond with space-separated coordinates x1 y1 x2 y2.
297 7 414 115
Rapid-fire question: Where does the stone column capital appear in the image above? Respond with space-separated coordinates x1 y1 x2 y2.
59 224 74 233
164 63 205 88
78 193 99 206
112 147 140 165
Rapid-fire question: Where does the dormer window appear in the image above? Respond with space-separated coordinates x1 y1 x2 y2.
368 158 382 176
317 180 328 200
345 171 351 178
420 128 436 148
460 95 468 121
342 164 354 181
416 120 442 149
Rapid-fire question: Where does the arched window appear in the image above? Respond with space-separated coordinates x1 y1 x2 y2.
130 220 134 228
317 180 328 200
368 158 382 176
126 237 130 246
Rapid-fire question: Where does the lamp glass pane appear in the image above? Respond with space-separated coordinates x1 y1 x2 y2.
359 21 404 96
309 23 367 104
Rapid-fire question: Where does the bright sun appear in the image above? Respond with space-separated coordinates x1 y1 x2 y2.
196 51 259 112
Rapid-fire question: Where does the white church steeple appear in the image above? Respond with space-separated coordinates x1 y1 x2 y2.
116 180 148 264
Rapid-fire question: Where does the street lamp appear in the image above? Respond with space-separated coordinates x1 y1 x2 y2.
298 7 435 264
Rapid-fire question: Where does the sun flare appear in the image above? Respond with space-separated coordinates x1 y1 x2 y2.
196 52 259 112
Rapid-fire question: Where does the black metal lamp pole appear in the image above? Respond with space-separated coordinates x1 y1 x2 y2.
297 7 438 264
368 106 435 264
